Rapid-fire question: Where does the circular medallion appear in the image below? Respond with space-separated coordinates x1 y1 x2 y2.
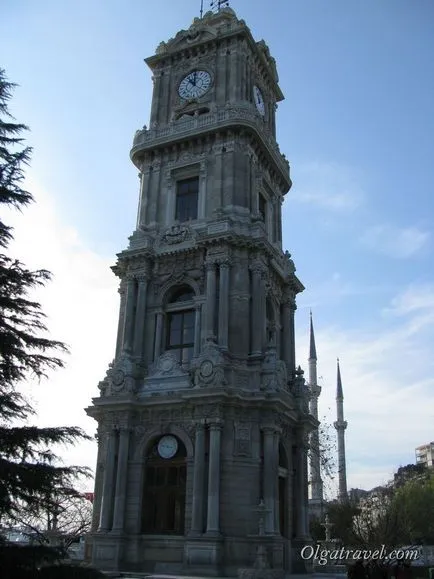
157 435 178 459
200 360 214 378
161 356 174 372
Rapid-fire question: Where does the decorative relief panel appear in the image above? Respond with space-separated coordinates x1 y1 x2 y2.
156 224 196 247
97 355 141 397
260 346 287 392
233 422 252 457
148 351 188 379
190 338 227 388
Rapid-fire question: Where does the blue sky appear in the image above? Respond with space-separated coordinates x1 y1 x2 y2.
2 0 434 494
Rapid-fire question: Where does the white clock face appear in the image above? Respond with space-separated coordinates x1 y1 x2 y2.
178 70 212 100
157 435 178 459
253 85 265 116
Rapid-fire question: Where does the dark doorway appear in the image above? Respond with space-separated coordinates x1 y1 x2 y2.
142 436 187 535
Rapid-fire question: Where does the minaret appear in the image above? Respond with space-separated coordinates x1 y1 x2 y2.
308 312 323 515
334 359 348 501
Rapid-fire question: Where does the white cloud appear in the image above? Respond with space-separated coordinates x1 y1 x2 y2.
292 161 364 212
6 181 119 482
297 285 434 493
303 272 392 307
360 224 430 258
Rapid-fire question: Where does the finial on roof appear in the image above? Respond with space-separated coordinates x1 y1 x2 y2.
336 358 343 399
309 310 317 361
210 0 230 11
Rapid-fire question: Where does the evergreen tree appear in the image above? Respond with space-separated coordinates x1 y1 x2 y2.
0 69 97 577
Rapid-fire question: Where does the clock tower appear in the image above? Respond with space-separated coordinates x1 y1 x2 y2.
86 7 315 576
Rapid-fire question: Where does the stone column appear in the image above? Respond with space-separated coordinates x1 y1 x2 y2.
250 264 265 356
198 161 207 219
112 427 130 531
150 71 162 124
153 311 163 360
190 421 206 535
205 260 217 340
262 426 276 534
137 169 150 228
99 428 118 531
193 303 202 357
133 272 149 359
115 282 126 358
289 301 296 376
295 429 309 538
218 260 230 350
282 293 296 378
274 430 280 534
206 420 223 535
122 275 136 354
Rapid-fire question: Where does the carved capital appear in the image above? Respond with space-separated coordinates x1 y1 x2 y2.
249 262 267 277
208 418 224 431
205 259 217 271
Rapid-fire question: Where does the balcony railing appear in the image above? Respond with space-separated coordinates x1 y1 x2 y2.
131 104 290 182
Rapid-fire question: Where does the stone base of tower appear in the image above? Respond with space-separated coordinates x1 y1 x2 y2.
291 537 314 574
86 532 299 576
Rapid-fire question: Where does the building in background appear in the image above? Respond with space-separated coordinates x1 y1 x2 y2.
415 442 434 469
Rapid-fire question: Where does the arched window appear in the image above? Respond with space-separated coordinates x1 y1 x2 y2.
142 436 187 535
164 285 195 365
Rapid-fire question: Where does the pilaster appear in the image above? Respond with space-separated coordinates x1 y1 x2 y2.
190 420 206 536
99 428 117 532
206 419 223 536
121 275 137 354
133 266 150 359
112 426 131 532
218 259 230 350
205 259 217 341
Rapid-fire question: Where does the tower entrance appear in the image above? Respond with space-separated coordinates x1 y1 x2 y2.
142 436 187 535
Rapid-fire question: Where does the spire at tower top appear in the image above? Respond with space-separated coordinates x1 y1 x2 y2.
309 310 317 360
336 358 344 399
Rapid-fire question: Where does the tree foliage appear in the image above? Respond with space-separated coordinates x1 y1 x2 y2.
12 494 93 551
326 464 434 549
391 472 434 544
0 68 93 577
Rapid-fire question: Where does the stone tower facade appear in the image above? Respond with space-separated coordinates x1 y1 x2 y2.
307 313 324 519
334 359 348 502
86 7 315 576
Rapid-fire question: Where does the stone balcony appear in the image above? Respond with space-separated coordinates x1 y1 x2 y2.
130 104 291 189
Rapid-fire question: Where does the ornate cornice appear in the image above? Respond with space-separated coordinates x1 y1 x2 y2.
130 104 290 190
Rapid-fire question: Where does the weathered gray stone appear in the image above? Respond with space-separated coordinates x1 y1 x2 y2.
85 6 315 577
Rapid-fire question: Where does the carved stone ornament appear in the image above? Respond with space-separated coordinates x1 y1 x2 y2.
159 224 192 246
190 337 227 388
260 345 287 392
233 422 252 457
148 351 187 379
104 354 139 395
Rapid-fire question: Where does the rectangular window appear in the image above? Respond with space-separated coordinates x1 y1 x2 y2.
175 177 199 222
166 310 195 365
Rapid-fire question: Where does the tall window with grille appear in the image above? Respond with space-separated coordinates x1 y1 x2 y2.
164 286 195 365
175 177 199 222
